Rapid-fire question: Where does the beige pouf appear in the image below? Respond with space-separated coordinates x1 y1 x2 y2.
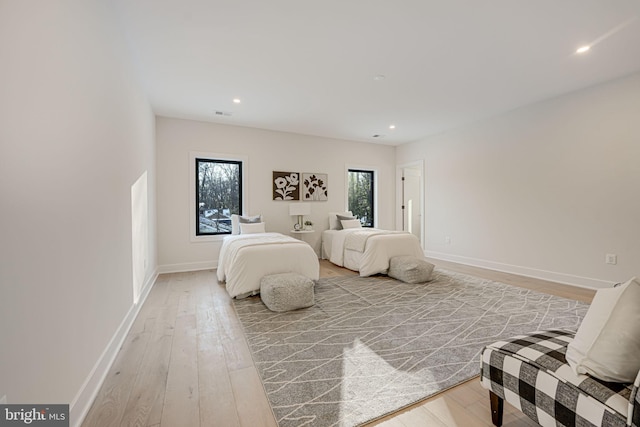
388 256 435 284
260 273 315 312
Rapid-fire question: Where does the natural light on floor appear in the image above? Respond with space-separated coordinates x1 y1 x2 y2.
340 338 437 426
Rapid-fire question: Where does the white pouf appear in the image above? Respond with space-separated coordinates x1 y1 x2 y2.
260 273 315 312
388 256 435 284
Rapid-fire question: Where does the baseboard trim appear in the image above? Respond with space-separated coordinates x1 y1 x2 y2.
70 268 158 427
425 251 613 290
157 260 217 274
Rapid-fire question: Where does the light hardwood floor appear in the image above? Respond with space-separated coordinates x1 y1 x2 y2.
82 259 594 427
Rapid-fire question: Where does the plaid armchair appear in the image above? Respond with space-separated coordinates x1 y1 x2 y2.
480 329 640 427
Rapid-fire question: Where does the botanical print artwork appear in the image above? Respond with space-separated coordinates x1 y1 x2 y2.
273 171 300 200
302 173 328 201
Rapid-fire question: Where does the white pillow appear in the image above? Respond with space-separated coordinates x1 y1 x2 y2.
340 219 362 229
231 214 240 235
329 211 352 230
239 222 266 234
231 214 262 235
565 277 640 382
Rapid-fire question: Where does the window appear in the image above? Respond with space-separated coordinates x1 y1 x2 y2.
348 169 374 227
196 158 242 235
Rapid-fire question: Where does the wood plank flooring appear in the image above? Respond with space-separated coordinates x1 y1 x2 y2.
82 259 594 427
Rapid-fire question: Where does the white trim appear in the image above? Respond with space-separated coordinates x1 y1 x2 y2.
70 268 158 427
425 250 614 290
158 260 217 274
189 151 248 243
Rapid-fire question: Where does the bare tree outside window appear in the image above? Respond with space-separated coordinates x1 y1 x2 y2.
348 169 374 227
196 158 242 235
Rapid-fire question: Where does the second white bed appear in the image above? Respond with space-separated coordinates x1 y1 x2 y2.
322 228 424 276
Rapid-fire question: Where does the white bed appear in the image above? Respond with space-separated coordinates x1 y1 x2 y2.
217 232 319 298
322 212 424 276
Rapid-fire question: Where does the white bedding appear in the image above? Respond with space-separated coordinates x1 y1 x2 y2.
217 232 319 298
322 228 424 276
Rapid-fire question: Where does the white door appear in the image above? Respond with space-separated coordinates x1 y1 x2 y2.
403 168 421 238
397 161 423 247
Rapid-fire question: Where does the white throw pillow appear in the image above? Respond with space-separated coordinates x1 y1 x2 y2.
239 222 266 234
231 214 262 234
340 219 362 229
565 277 640 382
336 214 356 230
328 211 352 230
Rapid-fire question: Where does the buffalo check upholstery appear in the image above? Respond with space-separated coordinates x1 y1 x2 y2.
480 330 640 427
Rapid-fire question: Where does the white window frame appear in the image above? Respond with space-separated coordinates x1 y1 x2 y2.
189 151 248 242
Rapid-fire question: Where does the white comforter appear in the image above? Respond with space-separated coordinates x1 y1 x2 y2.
328 228 423 276
217 232 319 298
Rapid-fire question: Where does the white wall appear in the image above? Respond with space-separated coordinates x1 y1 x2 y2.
0 1 157 424
156 117 396 271
397 72 640 288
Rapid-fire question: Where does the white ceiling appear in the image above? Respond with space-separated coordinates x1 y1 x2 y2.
114 0 640 145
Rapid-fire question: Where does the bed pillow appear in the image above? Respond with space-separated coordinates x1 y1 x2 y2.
335 214 356 230
231 214 262 234
328 211 352 230
239 222 266 234
565 277 640 382
340 219 361 229
239 214 262 223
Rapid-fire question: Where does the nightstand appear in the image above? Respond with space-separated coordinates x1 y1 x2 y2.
290 229 314 244
290 229 314 238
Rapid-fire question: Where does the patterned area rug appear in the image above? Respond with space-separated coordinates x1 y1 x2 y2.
233 269 589 427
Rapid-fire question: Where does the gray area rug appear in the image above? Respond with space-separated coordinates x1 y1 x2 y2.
233 269 589 427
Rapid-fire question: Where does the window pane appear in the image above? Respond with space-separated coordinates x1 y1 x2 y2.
348 170 374 227
196 158 242 235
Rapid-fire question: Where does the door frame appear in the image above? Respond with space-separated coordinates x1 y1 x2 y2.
396 160 424 248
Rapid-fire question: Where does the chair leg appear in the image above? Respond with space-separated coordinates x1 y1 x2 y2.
489 391 504 427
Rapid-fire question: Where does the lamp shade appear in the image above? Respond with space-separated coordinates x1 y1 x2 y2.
289 203 311 216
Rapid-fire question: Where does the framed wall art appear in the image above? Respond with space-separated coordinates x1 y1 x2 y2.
272 171 300 200
302 173 328 201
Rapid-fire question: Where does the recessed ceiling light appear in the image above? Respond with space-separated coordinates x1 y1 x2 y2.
233 98 241 104
576 45 590 54
373 75 386 81
389 124 396 130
